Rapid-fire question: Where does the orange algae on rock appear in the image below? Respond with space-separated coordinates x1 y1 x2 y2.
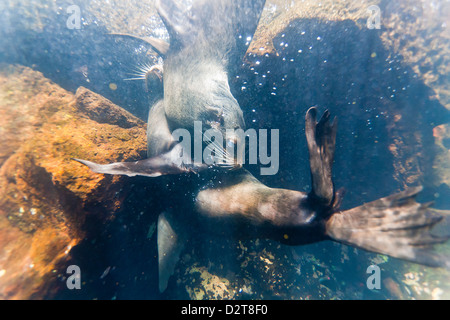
0 64 147 299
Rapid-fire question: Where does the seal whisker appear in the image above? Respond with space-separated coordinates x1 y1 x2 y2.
123 77 147 81
205 142 228 160
123 60 163 81
209 139 234 160
207 140 228 156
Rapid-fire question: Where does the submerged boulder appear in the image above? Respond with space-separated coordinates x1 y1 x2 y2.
0 64 146 299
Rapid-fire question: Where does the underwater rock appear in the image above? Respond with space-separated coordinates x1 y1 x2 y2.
0 64 147 299
250 0 377 56
251 0 450 109
184 264 236 300
237 0 450 195
175 239 345 300
75 86 145 129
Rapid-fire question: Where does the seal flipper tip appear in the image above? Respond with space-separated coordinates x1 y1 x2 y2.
73 157 163 177
305 107 337 207
73 144 208 178
107 33 169 57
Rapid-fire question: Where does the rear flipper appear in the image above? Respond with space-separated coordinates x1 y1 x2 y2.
305 107 338 207
74 143 207 178
326 186 450 268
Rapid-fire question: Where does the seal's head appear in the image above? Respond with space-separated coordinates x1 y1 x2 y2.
164 56 246 167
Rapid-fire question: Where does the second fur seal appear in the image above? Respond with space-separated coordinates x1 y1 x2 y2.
155 107 449 291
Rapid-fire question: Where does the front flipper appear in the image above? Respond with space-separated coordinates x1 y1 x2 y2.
108 33 169 57
74 144 207 178
305 107 338 207
157 211 186 292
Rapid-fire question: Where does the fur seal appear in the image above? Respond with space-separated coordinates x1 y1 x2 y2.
76 0 267 175
74 1 450 292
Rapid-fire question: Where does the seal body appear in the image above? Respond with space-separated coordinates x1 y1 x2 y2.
151 0 266 165
194 168 326 246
